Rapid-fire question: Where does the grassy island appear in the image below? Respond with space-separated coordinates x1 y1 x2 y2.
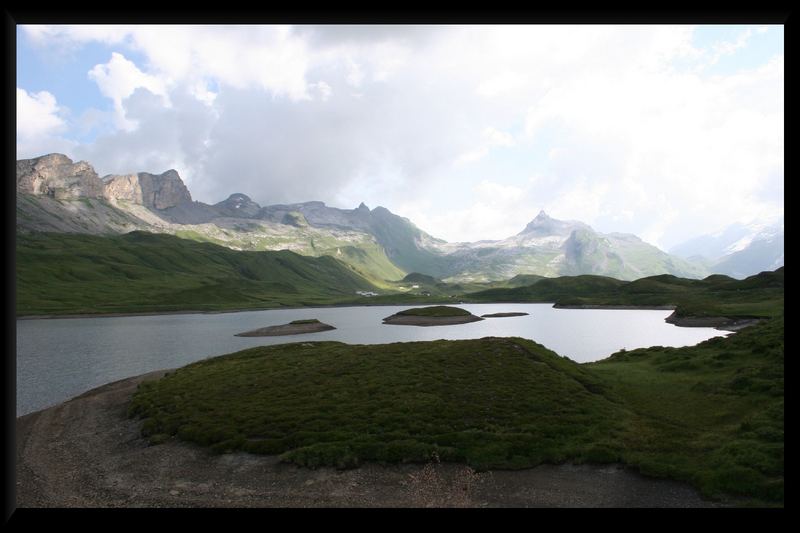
383 306 483 326
235 319 335 337
396 305 472 317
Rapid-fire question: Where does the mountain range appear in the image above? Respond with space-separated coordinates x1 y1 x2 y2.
669 217 784 280
16 153 780 283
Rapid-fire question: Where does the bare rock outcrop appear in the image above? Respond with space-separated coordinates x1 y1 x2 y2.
103 169 193 210
213 193 262 218
16 153 105 200
101 174 143 204
16 153 192 212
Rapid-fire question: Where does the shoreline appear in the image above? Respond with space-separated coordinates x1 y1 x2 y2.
664 311 763 332
15 301 456 321
235 321 336 337
382 313 484 326
16 370 726 508
16 303 758 332
552 304 677 310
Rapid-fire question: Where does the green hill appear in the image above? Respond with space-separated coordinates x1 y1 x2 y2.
129 337 627 471
466 274 626 303
402 272 441 285
16 231 378 316
467 269 784 320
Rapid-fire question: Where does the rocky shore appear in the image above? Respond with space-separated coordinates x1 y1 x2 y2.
15 371 725 508
481 312 529 318
664 311 762 332
235 320 336 337
382 314 484 326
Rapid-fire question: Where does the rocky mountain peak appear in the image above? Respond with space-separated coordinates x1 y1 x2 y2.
357 202 370 212
102 169 192 210
213 193 262 217
520 210 564 235
17 153 104 200
140 170 193 210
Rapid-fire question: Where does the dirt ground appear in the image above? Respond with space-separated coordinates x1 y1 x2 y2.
15 370 727 508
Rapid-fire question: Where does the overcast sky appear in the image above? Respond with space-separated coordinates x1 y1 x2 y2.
17 24 783 249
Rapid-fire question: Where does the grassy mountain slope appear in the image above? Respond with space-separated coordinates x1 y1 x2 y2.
172 223 406 285
18 193 407 285
16 231 378 316
365 207 453 278
561 229 710 281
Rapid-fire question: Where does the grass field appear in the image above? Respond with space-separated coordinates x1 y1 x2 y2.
589 315 784 505
129 315 783 506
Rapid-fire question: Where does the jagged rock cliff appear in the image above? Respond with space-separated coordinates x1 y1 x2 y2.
101 174 144 204
103 170 192 210
17 154 193 210
16 153 105 200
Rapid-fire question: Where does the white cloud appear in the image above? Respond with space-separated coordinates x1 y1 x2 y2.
16 88 78 158
397 179 537 243
88 52 169 131
16 88 65 139
190 80 218 106
454 127 515 165
707 27 756 67
311 80 332 101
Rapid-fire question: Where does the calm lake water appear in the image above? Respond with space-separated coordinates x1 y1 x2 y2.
16 303 726 416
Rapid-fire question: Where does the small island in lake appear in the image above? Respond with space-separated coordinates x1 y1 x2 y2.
481 312 529 318
383 306 484 326
235 319 336 337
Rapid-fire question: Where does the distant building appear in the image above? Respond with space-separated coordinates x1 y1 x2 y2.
356 290 379 297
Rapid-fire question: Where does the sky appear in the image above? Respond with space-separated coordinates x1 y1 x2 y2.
16 24 784 250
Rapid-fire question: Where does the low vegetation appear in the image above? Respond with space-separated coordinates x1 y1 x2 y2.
129 315 783 506
129 337 627 471
396 306 472 317
590 315 784 506
466 269 784 320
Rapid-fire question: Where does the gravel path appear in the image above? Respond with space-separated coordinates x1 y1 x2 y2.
16 371 726 508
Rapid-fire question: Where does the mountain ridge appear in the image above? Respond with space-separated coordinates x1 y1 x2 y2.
670 217 784 279
15 153 735 282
